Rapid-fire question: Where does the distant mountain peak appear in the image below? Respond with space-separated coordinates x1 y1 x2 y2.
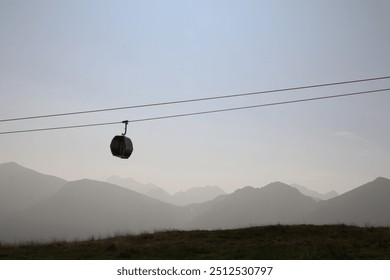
305 176 390 226
373 177 390 183
172 185 226 206
236 186 255 191
263 181 293 189
231 183 302 199
261 182 303 196
1 161 17 165
0 162 67 183
231 186 256 195
290 183 338 201
0 162 67 222
1 162 26 169
188 181 318 230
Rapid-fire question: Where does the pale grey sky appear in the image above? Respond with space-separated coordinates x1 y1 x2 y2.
1 0 389 194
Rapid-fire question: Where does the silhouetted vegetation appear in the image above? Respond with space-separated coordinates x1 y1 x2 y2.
1 225 389 259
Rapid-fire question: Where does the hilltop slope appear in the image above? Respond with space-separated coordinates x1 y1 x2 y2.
0 179 186 243
188 182 317 229
0 162 67 221
306 177 390 226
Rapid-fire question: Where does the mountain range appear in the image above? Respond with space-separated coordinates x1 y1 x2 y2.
1 162 389 243
291 183 339 201
106 175 226 205
187 183 318 230
305 177 390 226
0 162 67 222
0 179 185 243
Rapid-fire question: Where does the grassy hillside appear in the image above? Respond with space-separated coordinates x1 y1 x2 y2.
1 225 390 259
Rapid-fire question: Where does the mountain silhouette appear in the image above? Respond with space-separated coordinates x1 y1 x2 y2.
0 179 186 243
188 182 317 230
291 183 339 201
107 176 226 205
1 163 390 243
172 186 226 206
305 177 390 226
106 176 174 204
0 162 67 222
182 193 228 222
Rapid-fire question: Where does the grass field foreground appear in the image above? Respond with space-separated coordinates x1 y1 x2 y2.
1 225 390 260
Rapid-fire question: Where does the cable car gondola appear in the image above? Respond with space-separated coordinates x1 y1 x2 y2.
110 121 133 159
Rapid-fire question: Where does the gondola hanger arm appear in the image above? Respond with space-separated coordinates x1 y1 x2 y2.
122 120 129 136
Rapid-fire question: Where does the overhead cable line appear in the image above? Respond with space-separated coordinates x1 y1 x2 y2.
1 75 390 123
1 87 389 135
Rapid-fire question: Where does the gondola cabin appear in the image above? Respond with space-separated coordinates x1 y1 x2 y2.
110 135 133 159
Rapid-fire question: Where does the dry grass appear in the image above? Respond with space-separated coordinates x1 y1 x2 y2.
1 224 390 259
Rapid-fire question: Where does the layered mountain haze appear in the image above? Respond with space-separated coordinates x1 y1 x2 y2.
0 162 67 222
106 176 173 203
106 176 226 205
187 183 318 230
291 183 339 201
0 179 187 243
1 163 390 244
173 186 226 206
306 177 390 226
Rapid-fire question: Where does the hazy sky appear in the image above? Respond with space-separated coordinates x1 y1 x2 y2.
1 0 389 194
